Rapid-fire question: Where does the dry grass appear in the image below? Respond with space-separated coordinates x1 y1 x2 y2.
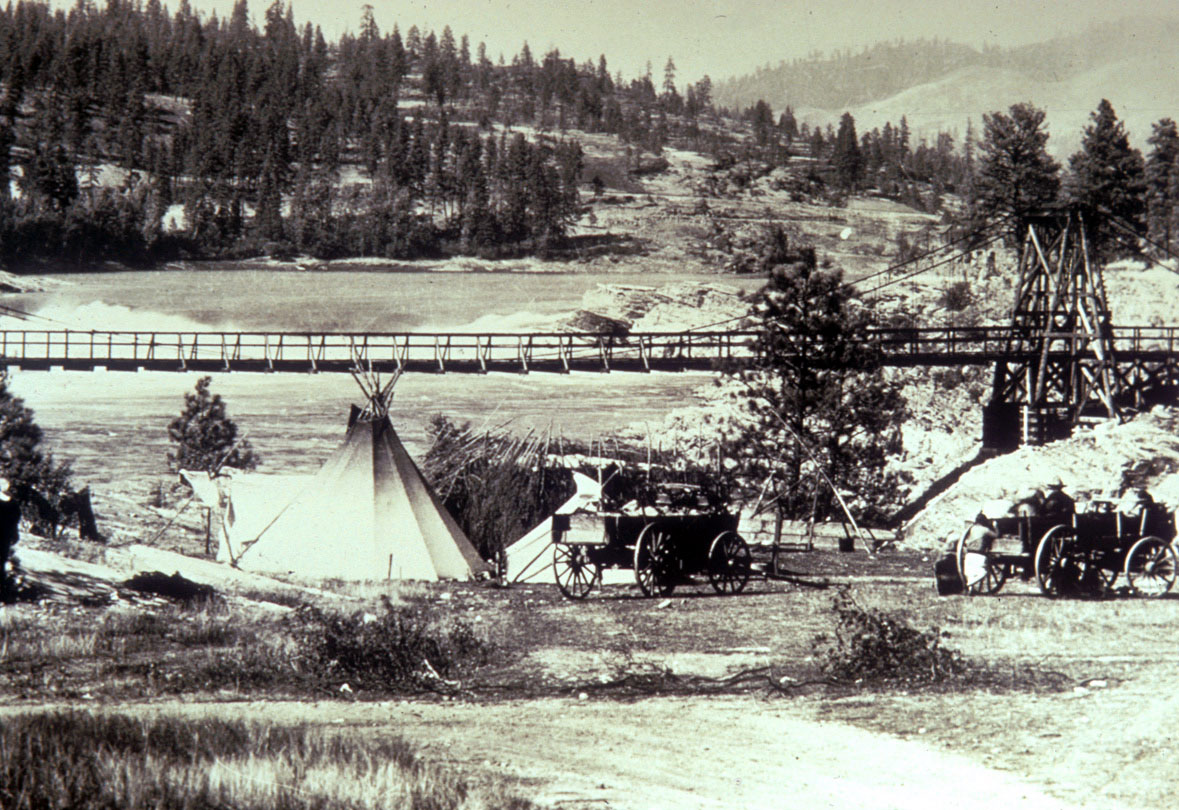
1 596 495 700
0 711 534 810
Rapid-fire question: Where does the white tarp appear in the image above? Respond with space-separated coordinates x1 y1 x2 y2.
506 471 606 583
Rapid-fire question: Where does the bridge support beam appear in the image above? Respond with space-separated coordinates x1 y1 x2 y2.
985 209 1122 450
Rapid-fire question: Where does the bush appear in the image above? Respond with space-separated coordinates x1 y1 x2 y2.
289 598 492 694
939 280 973 312
0 373 75 578
424 415 573 563
816 588 965 687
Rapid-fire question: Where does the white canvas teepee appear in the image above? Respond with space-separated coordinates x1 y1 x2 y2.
213 369 488 581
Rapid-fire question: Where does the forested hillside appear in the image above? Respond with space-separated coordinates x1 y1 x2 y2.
715 39 980 113
2 2 1177 271
0 0 723 266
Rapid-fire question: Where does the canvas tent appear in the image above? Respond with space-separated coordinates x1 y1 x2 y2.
187 404 488 582
506 471 637 584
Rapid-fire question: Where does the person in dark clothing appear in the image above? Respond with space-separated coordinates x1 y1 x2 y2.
1042 478 1076 520
0 477 21 588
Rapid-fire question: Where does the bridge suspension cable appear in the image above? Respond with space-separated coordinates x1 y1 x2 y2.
858 231 1006 296
683 217 1008 334
1106 213 1179 277
847 215 1006 290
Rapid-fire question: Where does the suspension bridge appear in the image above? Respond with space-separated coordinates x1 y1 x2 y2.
0 324 1176 377
1 208 1176 449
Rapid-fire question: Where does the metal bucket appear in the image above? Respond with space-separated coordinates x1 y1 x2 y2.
934 554 964 595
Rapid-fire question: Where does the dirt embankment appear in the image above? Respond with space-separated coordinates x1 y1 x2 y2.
903 407 1179 548
568 280 750 333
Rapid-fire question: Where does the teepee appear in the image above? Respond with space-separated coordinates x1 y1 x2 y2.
218 368 488 581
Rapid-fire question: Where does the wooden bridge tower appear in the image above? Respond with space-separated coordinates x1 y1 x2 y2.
983 209 1121 450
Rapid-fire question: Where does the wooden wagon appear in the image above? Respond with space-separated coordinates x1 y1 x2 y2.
955 500 1178 597
551 510 752 598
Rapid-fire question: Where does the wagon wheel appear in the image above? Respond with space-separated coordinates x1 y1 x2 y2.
1034 525 1075 596
553 542 598 599
954 523 1006 595
1124 537 1178 597
707 531 752 595
634 523 676 597
1086 553 1119 595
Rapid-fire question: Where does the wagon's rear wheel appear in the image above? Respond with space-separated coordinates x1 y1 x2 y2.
954 523 1006 595
634 523 676 597
707 531 751 594
553 543 598 599
1034 525 1075 596
1124 537 1177 597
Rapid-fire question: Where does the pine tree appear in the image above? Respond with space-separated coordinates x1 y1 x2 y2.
167 376 259 472
972 103 1060 240
20 143 78 213
1067 99 1146 258
694 75 711 111
749 99 774 146
1146 119 1179 256
661 56 681 114
0 373 73 511
779 107 798 141
832 112 863 191
962 118 976 197
726 236 907 522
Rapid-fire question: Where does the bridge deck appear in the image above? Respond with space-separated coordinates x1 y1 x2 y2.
0 326 1175 374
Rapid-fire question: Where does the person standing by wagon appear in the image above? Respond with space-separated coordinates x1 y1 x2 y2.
0 477 21 593
1042 478 1076 520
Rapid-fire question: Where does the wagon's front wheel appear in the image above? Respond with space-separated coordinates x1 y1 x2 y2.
708 531 751 594
1034 525 1074 596
1124 537 1177 597
553 543 598 599
634 524 676 597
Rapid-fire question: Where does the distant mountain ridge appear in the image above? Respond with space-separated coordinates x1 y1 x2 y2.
715 16 1179 154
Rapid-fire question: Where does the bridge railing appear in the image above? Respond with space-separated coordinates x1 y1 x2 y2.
0 325 1175 372
0 330 760 372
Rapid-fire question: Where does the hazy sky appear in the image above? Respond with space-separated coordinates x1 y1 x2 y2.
58 0 1178 83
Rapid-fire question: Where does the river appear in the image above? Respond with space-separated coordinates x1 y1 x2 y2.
2 267 722 485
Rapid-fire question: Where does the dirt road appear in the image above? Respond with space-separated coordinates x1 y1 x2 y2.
142 696 1078 810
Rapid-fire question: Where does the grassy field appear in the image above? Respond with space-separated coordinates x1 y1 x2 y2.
0 710 533 810
4 547 1179 807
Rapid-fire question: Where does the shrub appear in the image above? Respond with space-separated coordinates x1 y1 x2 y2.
939 280 973 312
816 588 965 687
0 372 75 592
289 597 492 694
931 368 965 391
424 415 573 564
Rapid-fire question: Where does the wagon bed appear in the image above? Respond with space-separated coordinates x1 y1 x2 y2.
551 511 751 598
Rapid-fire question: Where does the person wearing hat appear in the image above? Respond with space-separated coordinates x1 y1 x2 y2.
0 477 21 590
1042 477 1075 520
1009 487 1045 518
1123 488 1173 539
